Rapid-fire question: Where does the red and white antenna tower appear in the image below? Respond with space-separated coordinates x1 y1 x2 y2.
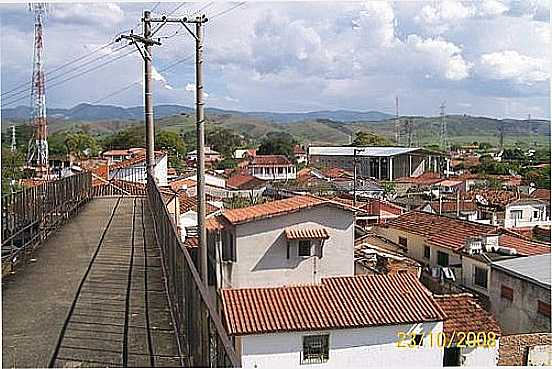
26 3 49 174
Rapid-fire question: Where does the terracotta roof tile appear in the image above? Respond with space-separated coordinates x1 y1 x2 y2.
285 227 330 240
206 215 226 231
184 236 199 249
395 172 442 185
222 273 445 336
226 174 266 190
221 195 328 224
498 234 550 256
250 155 292 166
178 193 218 215
531 188 551 201
434 294 500 341
428 201 478 213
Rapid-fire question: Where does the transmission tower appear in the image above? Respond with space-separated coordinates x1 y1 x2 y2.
395 96 400 145
26 3 49 175
11 125 16 152
439 101 447 150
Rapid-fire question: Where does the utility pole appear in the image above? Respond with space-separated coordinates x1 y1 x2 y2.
406 119 413 148
353 148 365 207
499 124 504 149
395 96 400 145
11 125 16 152
440 101 447 150
116 11 161 180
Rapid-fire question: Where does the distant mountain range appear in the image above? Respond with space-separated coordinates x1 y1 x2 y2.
1 103 393 124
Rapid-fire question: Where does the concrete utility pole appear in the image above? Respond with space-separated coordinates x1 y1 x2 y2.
353 148 365 207
11 125 16 152
116 11 161 180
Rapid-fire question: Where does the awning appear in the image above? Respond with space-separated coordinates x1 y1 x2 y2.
285 227 330 240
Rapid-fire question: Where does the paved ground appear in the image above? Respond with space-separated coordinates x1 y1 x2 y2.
2 197 180 368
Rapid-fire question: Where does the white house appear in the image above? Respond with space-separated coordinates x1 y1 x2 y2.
221 273 446 368
109 152 168 186
504 199 550 229
206 195 355 288
247 155 296 181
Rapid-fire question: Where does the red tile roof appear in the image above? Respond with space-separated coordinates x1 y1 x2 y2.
285 227 329 240
465 189 520 208
249 155 292 166
531 188 551 201
221 195 328 225
183 236 199 249
395 172 442 185
169 178 197 192
427 201 478 213
178 193 218 215
293 145 305 155
384 211 550 255
206 216 226 231
226 174 266 190
222 273 445 336
434 294 501 341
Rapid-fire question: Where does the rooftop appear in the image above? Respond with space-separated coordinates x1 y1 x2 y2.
434 294 501 339
249 155 292 166
221 273 445 336
308 146 423 157
425 201 478 213
492 254 551 288
226 174 266 190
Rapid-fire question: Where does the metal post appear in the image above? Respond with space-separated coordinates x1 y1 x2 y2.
353 149 357 208
144 11 155 181
195 18 208 286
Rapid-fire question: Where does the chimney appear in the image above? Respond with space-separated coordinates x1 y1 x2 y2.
482 234 499 252
464 237 483 255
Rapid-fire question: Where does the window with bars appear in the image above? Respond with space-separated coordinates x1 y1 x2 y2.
301 334 329 365
398 236 408 248
501 285 513 301
298 240 312 257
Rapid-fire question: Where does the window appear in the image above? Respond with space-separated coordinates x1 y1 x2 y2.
301 335 329 364
398 236 408 248
510 210 523 220
501 285 513 301
298 240 312 257
437 251 449 267
443 347 461 366
533 210 540 219
473 266 488 289
538 301 551 317
222 231 236 262
286 241 291 259
424 246 431 259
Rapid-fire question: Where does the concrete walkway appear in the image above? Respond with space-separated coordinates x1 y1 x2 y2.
2 197 180 368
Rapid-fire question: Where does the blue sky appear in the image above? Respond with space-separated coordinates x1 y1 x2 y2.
1 1 550 119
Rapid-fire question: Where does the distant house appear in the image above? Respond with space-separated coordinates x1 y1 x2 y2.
247 155 296 181
419 200 480 222
221 274 446 368
234 148 257 160
293 144 307 164
490 254 551 335
504 198 550 229
102 147 145 165
186 146 221 166
108 152 168 186
206 195 355 288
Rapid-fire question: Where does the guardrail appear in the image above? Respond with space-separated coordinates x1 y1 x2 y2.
147 176 241 367
1 172 91 276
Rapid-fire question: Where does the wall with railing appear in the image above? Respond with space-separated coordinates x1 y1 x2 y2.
147 176 240 367
1 172 91 276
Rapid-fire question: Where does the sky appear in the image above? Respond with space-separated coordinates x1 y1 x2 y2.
0 1 550 119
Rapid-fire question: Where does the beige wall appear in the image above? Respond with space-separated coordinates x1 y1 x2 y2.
221 205 355 288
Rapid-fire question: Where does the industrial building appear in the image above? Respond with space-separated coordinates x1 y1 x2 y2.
308 146 449 181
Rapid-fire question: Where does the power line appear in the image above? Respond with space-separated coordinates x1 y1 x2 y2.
209 2 246 20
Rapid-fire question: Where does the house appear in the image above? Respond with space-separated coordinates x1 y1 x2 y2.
293 144 307 164
418 200 480 222
176 192 220 241
225 174 266 201
247 155 296 181
434 293 501 366
101 147 145 164
394 172 443 195
374 211 550 296
108 152 168 186
186 146 221 166
489 254 551 335
330 196 403 225
221 273 446 368
234 148 256 160
206 195 355 288
504 198 550 229
308 146 449 181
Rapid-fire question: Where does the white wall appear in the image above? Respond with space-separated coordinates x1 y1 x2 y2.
250 165 297 180
238 322 444 368
460 344 499 367
461 256 490 296
154 155 168 186
221 205 354 288
504 203 549 228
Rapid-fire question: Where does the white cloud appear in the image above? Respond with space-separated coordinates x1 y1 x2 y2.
185 83 209 98
479 50 549 84
406 35 472 80
51 3 124 26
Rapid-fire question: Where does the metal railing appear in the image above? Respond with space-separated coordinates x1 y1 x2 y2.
1 172 91 276
147 176 241 367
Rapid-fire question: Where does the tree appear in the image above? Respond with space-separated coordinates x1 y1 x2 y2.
257 131 297 161
478 142 493 151
64 132 102 159
206 127 243 158
1 147 25 193
352 131 393 146
102 126 146 149
215 158 238 170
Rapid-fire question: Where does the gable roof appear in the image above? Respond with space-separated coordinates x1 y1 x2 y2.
222 273 445 336
434 294 501 340
249 155 292 166
226 174 266 190
220 195 351 225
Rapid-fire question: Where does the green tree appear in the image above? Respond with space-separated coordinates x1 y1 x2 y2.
64 132 102 159
156 130 187 170
206 127 243 158
257 131 297 161
1 147 25 193
352 131 393 146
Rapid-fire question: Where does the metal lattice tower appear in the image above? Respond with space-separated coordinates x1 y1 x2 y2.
439 101 447 150
26 3 49 173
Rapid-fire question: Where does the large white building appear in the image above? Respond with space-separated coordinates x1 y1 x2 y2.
247 155 297 181
221 273 446 368
504 198 550 229
206 195 355 288
308 146 449 181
